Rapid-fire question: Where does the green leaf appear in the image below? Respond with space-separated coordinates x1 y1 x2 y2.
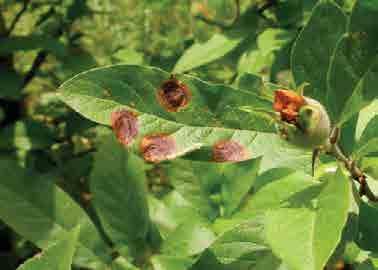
173 33 245 73
90 135 150 249
17 226 80 270
196 216 282 270
0 158 111 269
0 120 55 151
358 202 378 253
111 257 140 270
161 221 216 257
0 67 23 99
220 158 261 216
327 0 378 123
291 0 346 105
355 99 378 147
353 115 378 159
0 35 66 57
265 168 351 270
112 49 145 65
236 170 321 217
151 255 195 270
238 28 294 76
173 9 259 73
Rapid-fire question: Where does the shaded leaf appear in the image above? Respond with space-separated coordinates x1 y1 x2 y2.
327 0 378 123
17 226 80 270
0 35 66 57
90 135 150 250
0 158 111 269
291 0 346 104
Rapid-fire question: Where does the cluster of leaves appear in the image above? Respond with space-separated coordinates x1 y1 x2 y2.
0 0 378 270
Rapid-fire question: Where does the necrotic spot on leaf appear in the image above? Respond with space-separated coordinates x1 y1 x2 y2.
157 76 191 112
140 134 176 163
111 109 138 146
212 140 249 163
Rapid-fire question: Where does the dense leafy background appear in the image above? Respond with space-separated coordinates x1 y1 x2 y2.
0 0 378 270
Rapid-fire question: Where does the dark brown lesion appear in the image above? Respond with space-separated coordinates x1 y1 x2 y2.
140 134 176 163
157 75 191 112
110 109 139 146
212 140 249 163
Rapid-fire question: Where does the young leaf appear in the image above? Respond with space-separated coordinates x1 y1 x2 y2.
17 226 80 270
265 168 351 270
90 135 150 250
327 0 378 124
173 33 246 74
173 9 260 73
353 115 378 159
291 0 346 105
0 159 111 269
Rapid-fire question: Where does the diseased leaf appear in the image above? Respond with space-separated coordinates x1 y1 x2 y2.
58 65 317 169
291 0 346 105
0 158 111 269
17 226 79 270
90 135 150 250
327 0 378 123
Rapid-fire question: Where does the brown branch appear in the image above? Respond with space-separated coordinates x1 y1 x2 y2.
22 51 48 88
6 0 31 36
328 129 378 202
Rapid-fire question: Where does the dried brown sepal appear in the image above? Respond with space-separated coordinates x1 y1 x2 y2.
111 109 138 146
140 134 176 163
157 75 191 112
212 140 249 163
273 89 305 123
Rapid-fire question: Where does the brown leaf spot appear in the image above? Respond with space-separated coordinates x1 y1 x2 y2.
157 76 191 112
213 140 249 163
273 89 305 123
140 134 176 163
111 109 138 146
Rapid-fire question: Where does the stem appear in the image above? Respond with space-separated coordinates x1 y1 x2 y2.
328 136 378 202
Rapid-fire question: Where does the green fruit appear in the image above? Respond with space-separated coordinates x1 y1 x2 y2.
277 97 331 149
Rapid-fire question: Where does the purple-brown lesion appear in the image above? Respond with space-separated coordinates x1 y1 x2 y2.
140 134 176 163
157 75 191 112
212 140 249 162
111 109 139 146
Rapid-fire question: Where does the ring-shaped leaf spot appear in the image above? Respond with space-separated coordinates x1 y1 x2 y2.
111 109 139 146
140 134 176 163
212 140 249 163
157 76 191 112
